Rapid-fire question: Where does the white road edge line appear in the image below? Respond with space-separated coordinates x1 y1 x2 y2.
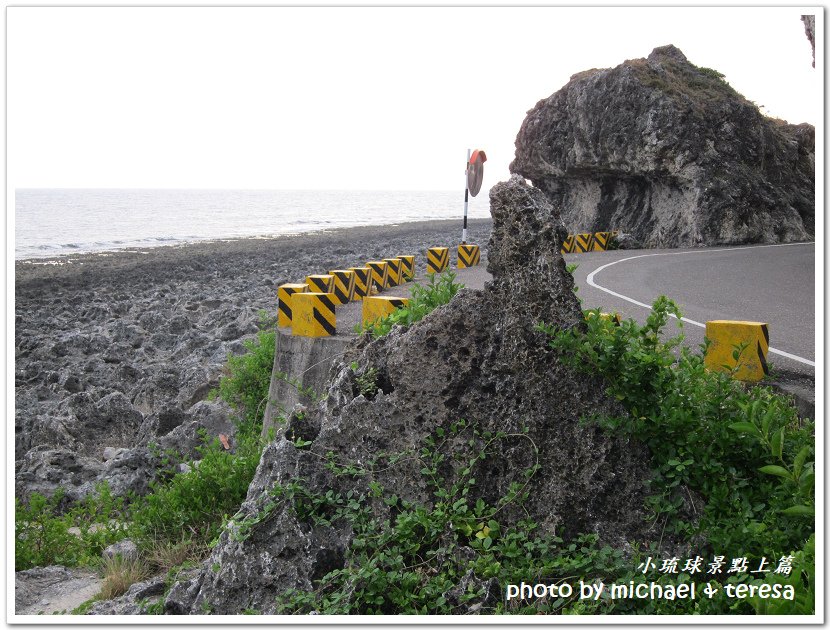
584 242 816 368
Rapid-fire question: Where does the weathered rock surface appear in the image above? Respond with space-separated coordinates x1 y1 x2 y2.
802 15 815 67
164 177 652 615
102 539 140 562
15 220 492 505
87 577 167 615
511 45 815 248
15 565 102 615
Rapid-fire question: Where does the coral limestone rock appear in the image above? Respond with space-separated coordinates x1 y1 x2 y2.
511 45 814 247
165 176 652 614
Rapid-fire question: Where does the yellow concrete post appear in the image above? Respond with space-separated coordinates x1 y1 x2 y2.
573 233 594 253
592 232 611 251
457 244 481 268
704 320 770 382
426 247 449 274
365 261 389 291
383 258 402 288
586 311 622 326
362 296 410 327
561 234 575 254
305 274 334 294
397 255 415 281
292 293 337 337
277 283 308 328
349 267 371 301
328 269 356 306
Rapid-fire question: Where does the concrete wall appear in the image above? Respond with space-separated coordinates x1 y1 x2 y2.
261 329 351 438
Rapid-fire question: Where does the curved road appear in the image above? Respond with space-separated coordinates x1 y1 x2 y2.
566 243 816 380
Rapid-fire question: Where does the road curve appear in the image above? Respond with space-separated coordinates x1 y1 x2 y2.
566 243 816 378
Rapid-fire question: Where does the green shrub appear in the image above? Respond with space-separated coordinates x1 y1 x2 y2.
217 326 276 433
541 297 814 612
129 433 263 549
366 270 463 338
15 484 127 571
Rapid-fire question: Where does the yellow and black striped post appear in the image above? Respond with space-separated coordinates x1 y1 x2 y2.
586 311 622 326
573 233 594 253
305 274 334 294
362 296 410 327
592 232 611 252
349 267 371 301
328 269 356 306
457 244 480 268
365 261 389 292
426 247 449 274
383 258 402 288
397 255 415 282
292 293 337 337
704 320 769 382
561 235 575 254
277 283 308 328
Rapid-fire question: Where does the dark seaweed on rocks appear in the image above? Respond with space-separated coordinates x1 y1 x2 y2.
163 176 652 615
511 45 815 247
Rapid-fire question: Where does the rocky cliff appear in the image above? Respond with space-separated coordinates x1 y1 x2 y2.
161 177 654 615
511 45 815 248
802 15 815 67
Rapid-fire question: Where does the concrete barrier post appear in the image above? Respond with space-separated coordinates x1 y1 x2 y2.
457 244 481 268
277 283 309 328
426 247 449 274
328 269 356 305
704 320 769 382
586 311 622 326
362 295 410 327
383 258 402 288
397 255 415 282
292 293 337 337
349 267 371 301
573 233 594 253
592 232 611 251
561 235 575 254
365 261 389 292
305 274 334 294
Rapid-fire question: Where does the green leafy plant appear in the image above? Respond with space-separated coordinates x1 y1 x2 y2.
270 420 649 615
351 362 379 398
15 484 127 570
216 316 276 433
366 270 463 338
129 432 263 550
540 297 814 613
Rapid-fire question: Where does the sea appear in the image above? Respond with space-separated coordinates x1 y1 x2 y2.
14 189 492 260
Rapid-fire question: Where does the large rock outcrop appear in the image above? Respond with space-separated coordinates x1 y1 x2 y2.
802 15 815 67
511 45 815 248
163 177 654 615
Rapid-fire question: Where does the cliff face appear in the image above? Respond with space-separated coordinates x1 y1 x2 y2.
511 45 815 248
802 15 815 67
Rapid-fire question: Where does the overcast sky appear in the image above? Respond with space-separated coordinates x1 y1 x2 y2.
7 5 821 191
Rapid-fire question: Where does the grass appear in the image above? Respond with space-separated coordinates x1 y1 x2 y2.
98 555 151 600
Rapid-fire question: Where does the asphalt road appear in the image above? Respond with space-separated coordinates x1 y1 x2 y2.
566 243 816 381
334 242 816 390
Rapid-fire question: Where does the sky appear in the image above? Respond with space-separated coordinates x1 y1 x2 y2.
6 5 821 192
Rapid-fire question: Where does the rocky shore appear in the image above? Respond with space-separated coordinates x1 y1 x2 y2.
14 218 493 505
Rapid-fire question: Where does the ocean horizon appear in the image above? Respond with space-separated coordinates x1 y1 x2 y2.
14 188 492 260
